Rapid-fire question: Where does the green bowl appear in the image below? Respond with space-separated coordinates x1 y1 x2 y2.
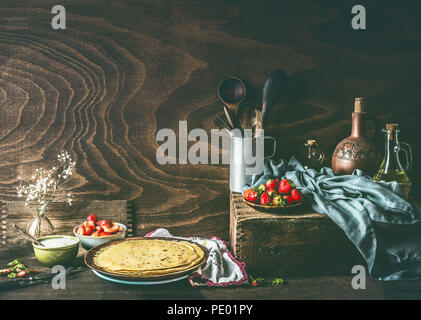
33 235 80 267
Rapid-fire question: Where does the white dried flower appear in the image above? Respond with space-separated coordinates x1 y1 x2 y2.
16 150 76 216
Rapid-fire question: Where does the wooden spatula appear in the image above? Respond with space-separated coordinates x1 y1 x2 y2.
261 69 287 123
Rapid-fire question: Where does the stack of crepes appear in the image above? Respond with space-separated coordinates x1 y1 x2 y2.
93 239 205 277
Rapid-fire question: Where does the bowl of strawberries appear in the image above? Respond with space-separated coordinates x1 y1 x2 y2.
73 214 126 250
243 178 303 211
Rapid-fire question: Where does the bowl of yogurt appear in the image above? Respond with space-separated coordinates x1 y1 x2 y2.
33 235 80 267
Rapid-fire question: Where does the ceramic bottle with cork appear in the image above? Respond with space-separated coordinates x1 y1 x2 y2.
331 97 380 175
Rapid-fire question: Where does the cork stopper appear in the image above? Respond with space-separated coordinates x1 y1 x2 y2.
386 123 399 131
354 97 365 113
306 139 317 146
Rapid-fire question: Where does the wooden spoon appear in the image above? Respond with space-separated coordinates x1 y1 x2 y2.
215 112 235 136
237 104 263 135
223 105 237 129
254 109 264 138
13 224 45 246
217 76 247 126
215 112 233 131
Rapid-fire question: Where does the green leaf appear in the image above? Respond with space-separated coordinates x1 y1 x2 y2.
249 275 264 283
7 259 22 267
11 263 26 271
271 278 284 285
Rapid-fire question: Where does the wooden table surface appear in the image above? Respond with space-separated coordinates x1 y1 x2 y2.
1 246 421 300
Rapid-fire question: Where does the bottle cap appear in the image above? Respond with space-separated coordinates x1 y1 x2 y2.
354 97 364 113
386 123 399 130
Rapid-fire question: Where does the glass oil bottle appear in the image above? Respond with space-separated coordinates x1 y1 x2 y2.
372 123 412 196
303 139 325 171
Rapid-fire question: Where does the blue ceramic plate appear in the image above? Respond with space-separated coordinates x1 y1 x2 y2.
92 269 189 285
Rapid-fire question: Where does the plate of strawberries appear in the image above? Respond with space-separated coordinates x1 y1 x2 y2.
243 178 303 210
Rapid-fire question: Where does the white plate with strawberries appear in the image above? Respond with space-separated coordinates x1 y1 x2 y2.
243 178 304 211
73 214 126 250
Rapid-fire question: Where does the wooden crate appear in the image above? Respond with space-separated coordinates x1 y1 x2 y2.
230 192 365 277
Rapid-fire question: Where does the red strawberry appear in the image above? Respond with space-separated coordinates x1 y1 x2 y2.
273 195 285 207
260 192 272 206
278 179 295 194
85 220 95 229
284 195 293 204
244 189 258 203
91 230 100 237
102 223 120 235
77 226 86 236
85 227 93 236
244 188 252 198
0 268 11 275
97 220 112 228
250 280 259 287
244 190 250 200
266 188 276 197
17 270 27 277
266 179 276 190
291 189 302 202
87 214 97 222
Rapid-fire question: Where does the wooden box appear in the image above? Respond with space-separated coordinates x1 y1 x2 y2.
230 192 365 277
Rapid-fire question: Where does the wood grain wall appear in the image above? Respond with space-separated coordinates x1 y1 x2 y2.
1 0 420 239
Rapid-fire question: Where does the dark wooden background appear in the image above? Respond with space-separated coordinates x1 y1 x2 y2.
1 0 420 239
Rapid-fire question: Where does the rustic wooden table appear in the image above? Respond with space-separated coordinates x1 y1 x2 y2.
1 246 420 300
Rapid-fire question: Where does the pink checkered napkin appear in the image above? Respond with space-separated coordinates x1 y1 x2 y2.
145 228 248 287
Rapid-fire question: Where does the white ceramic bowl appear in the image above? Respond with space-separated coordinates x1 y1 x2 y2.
73 222 126 250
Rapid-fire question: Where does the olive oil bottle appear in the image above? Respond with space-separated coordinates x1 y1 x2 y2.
372 123 412 196
303 139 325 171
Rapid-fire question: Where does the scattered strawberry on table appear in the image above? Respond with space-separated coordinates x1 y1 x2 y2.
243 178 302 207
0 259 37 279
76 214 123 237
249 276 264 287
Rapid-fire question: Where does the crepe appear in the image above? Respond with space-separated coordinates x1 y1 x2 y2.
93 239 205 276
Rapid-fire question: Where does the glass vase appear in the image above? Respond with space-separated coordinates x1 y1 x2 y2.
26 211 56 238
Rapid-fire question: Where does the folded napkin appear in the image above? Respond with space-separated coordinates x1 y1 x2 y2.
244 157 421 281
145 228 248 287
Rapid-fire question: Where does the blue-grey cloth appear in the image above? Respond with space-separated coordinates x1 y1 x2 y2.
243 157 421 281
